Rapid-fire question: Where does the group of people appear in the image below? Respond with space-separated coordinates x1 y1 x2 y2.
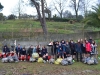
2 44 49 61
1 37 98 62
50 37 98 62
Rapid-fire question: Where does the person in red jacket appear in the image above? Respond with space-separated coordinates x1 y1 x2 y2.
85 40 91 57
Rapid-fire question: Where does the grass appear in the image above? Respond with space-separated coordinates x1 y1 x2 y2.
0 60 100 75
0 19 100 34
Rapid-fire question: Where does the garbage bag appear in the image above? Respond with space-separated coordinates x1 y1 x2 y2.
61 59 68 66
49 58 55 64
32 53 39 59
37 57 43 63
2 58 8 63
29 57 36 62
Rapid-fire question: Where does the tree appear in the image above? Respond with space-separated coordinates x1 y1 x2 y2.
0 13 4 20
70 0 83 20
0 3 4 11
81 0 96 18
83 4 100 27
11 0 25 19
30 0 48 35
44 8 51 19
63 10 72 18
52 0 68 18
0 13 6 22
8 14 17 20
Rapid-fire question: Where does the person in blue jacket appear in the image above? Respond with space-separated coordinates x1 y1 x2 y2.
75 39 82 62
57 42 64 58
61 40 66 58
15 44 22 57
33 46 36 53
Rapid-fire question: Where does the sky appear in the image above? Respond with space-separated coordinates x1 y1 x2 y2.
0 0 98 16
0 0 51 16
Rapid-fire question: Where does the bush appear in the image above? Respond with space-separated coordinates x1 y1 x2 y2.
46 18 77 22
7 14 16 20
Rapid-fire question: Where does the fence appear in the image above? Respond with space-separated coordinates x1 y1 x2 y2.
0 31 100 54
0 31 100 41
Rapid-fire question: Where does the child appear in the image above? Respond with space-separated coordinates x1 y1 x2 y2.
57 42 64 59
85 40 91 57
15 44 22 57
41 46 48 62
21 47 26 61
91 40 98 58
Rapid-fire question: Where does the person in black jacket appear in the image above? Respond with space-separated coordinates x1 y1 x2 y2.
75 40 82 62
41 46 48 61
88 37 93 44
27 45 33 57
22 46 26 55
65 41 71 57
69 40 76 60
2 45 10 57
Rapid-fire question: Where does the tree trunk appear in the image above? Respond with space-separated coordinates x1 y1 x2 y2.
75 10 78 20
31 0 48 35
41 0 48 35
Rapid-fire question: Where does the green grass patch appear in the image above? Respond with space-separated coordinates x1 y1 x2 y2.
1 19 99 34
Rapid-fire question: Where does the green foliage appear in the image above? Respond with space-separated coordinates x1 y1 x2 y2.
0 19 100 34
0 13 5 21
0 3 3 11
7 14 17 20
77 15 84 22
48 18 76 22
83 4 100 28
